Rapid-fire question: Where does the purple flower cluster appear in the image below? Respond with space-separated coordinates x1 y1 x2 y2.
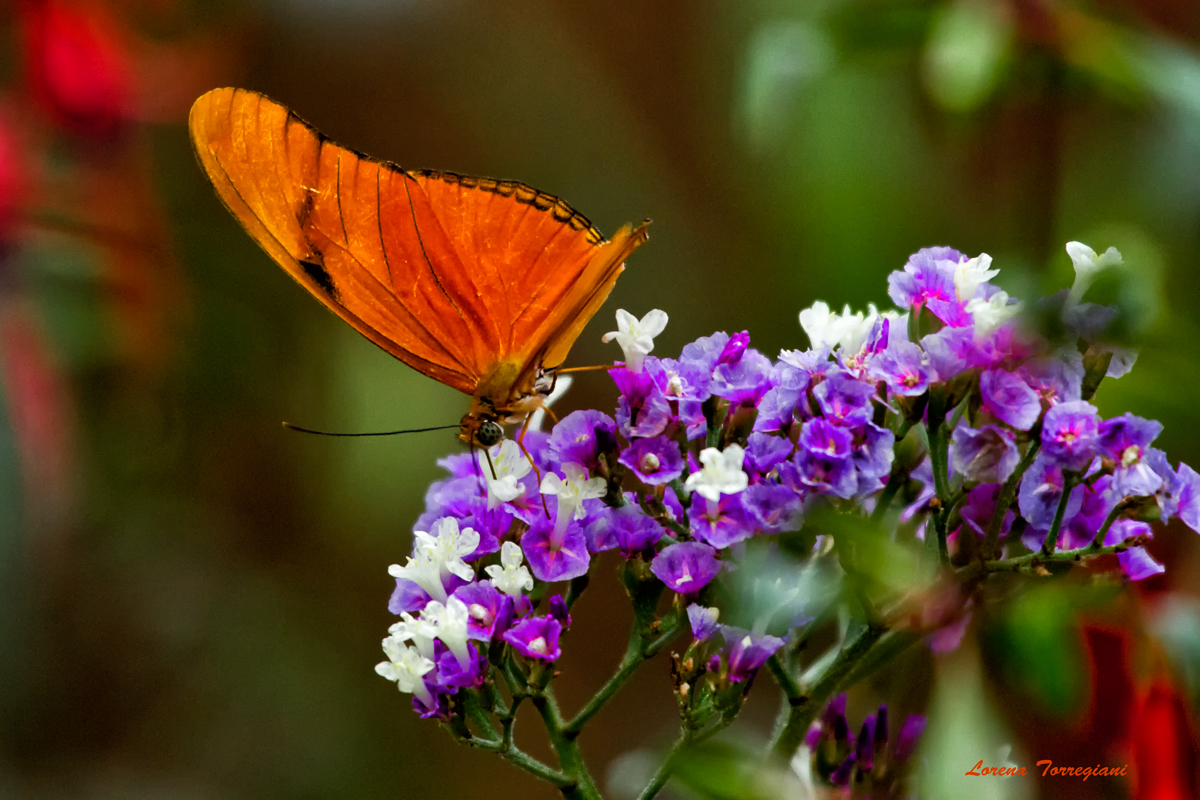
805 694 925 792
375 240 1199 736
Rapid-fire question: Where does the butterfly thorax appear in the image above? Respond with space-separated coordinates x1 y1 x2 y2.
457 359 552 448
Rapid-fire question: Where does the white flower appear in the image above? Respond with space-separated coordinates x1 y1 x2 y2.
387 517 479 602
1066 241 1122 303
375 636 435 706
422 596 473 669
953 253 999 302
540 463 606 523
799 302 902 353
1107 346 1138 378
485 541 534 597
484 440 531 509
800 301 859 351
602 308 668 373
1063 242 1137 378
388 612 438 660
684 445 749 502
966 290 1020 339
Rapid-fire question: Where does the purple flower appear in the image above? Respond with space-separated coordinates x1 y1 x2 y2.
502 615 563 661
783 418 857 498
830 756 856 787
619 436 684 485
1098 413 1164 497
433 642 486 690
856 715 877 771
645 357 712 401
778 347 833 383
920 326 985 379
1019 354 1084 408
980 369 1041 431
452 581 506 642
1018 454 1084 531
1118 547 1165 581
547 410 617 473
717 330 750 365
852 423 896 491
958 484 1011 542
454 497 510 561
389 578 435 615
1050 478 1114 550
611 366 672 439
1170 462 1200 533
718 625 785 682
813 370 876 427
520 514 591 582
951 424 1019 483
678 331 732 377
893 715 927 763
606 505 666 557
1041 400 1101 472
753 364 810 433
744 432 794 476
548 594 572 628
689 489 756 548
887 246 966 316
436 452 484 480
742 482 804 534
869 340 934 396
650 542 722 594
687 604 721 641
1100 519 1164 580
413 691 449 721
710 348 775 406
415 475 482 533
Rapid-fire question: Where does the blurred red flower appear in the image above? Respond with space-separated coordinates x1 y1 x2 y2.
19 0 135 138
1133 681 1198 800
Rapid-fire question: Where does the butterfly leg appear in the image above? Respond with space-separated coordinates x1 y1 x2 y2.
515 414 551 518
481 445 499 481
538 398 560 426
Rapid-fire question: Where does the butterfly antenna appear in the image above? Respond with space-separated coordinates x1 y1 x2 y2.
282 422 460 437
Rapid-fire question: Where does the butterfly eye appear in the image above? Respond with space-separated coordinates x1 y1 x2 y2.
476 420 504 448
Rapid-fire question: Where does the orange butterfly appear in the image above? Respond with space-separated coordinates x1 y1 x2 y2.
188 88 647 449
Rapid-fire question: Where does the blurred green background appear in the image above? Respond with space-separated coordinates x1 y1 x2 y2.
1 0 1199 798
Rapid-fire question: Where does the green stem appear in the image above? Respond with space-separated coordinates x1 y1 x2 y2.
465 690 500 740
982 440 1040 559
505 746 576 788
1090 503 1124 548
962 534 1147 576
534 686 603 800
766 652 803 701
636 732 690 800
1040 473 1079 555
769 625 885 759
870 468 905 522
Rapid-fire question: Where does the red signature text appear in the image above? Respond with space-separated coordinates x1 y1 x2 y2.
965 760 1026 777
1035 760 1128 780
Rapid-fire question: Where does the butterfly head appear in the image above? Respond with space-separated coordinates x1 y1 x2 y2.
460 415 504 448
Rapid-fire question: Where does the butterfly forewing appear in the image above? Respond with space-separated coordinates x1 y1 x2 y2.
189 87 646 408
